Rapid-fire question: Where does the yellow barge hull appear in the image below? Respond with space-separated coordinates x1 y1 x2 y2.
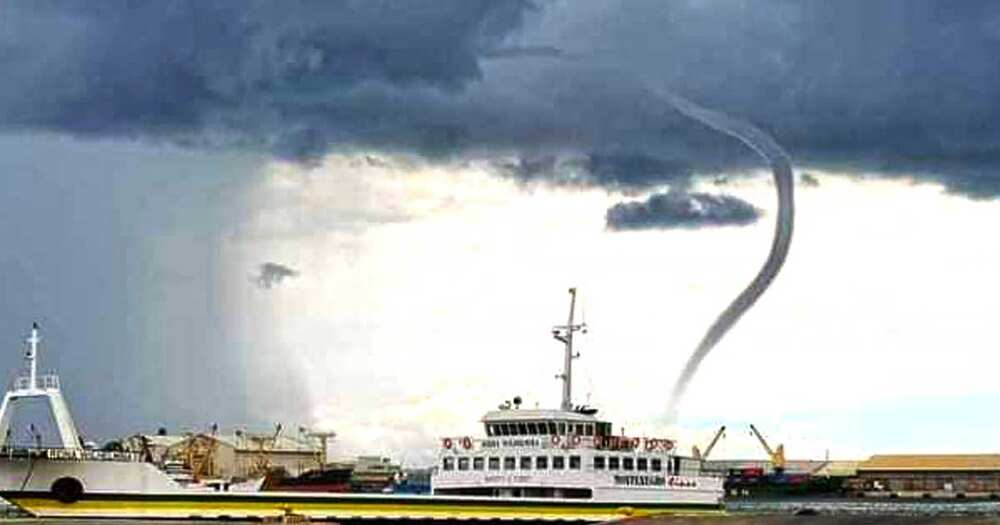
2 491 724 521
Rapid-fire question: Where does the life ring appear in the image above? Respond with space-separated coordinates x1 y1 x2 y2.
550 435 561 446
593 436 604 448
461 436 473 449
442 437 453 449
571 435 582 447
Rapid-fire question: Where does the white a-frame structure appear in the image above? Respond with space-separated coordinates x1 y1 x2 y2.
0 323 81 450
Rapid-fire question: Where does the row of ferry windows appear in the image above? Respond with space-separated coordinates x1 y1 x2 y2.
442 455 677 473
486 422 611 437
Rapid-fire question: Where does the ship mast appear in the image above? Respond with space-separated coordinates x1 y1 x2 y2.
552 288 586 412
0 323 82 449
26 322 39 391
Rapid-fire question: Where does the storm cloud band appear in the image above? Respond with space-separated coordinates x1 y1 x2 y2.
2 2 1000 195
605 191 761 231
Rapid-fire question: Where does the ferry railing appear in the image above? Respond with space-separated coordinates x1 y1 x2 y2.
11 374 60 391
1 446 142 462
447 435 677 453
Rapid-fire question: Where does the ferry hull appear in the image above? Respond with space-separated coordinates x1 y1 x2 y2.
2 491 724 521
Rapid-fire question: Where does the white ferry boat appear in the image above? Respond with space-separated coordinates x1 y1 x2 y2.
0 300 722 521
432 288 724 510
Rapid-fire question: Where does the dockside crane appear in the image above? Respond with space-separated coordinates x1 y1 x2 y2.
249 423 284 476
749 424 785 474
692 425 726 461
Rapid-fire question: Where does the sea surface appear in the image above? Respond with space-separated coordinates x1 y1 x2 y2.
727 498 1000 516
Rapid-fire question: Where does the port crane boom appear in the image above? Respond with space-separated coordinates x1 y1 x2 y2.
749 424 785 473
692 425 725 460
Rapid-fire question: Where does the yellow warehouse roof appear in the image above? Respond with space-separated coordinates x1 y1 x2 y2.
813 460 861 477
859 454 1000 472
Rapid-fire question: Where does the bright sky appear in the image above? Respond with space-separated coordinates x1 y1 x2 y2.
211 154 1000 466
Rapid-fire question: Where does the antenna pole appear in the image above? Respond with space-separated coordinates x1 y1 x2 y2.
27 322 40 390
553 288 585 411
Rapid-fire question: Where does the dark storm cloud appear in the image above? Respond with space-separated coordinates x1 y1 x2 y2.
254 262 299 289
482 45 564 59
606 191 761 231
498 153 696 190
801 173 820 188
567 1 1000 196
584 153 693 189
4 1 1000 194
0 0 535 160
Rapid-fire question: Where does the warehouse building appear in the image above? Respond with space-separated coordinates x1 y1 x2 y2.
124 430 321 480
848 454 1000 498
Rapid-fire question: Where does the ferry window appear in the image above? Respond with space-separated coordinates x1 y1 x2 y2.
558 422 566 435
623 457 634 471
585 424 593 436
517 423 527 435
673 457 682 475
520 456 532 470
651 459 662 472
504 457 516 470
502 424 512 436
575 424 584 435
443 457 454 471
473 457 485 471
528 423 538 435
458 457 470 471
593 456 605 470
569 456 581 470
552 456 565 470
608 456 620 470
536 456 548 469
637 458 648 471
489 457 500 471
548 422 557 435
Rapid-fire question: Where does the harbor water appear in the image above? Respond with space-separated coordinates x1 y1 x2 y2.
728 498 1000 516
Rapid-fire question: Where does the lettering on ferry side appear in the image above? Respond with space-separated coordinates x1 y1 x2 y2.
483 475 534 483
613 475 666 487
612 476 698 488
480 438 541 448
667 477 698 488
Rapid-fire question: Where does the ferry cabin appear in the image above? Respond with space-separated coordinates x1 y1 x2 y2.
433 409 712 502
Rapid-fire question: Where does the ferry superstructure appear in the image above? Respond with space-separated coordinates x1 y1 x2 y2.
431 288 724 508
0 297 722 521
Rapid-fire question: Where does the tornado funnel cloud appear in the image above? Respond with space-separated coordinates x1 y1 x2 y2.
658 92 796 420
